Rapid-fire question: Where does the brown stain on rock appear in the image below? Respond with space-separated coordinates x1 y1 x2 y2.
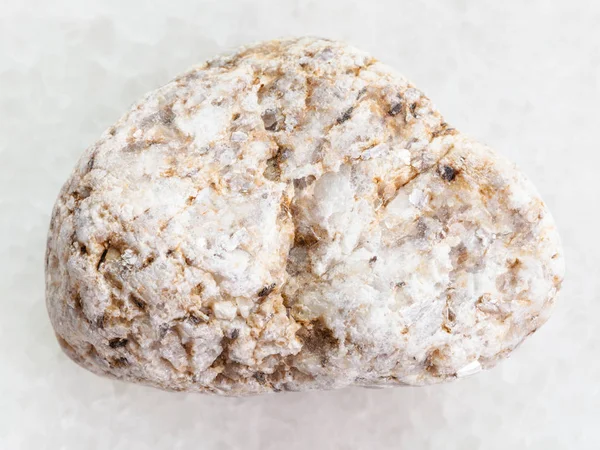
297 318 339 356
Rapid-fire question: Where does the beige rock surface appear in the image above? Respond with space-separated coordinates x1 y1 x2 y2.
45 37 564 395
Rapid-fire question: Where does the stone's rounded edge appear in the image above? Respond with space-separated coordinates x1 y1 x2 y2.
45 37 564 395
439 137 565 363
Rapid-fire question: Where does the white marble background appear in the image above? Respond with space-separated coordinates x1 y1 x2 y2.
1 0 598 449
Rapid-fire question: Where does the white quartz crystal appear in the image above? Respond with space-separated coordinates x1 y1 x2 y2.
45 38 564 395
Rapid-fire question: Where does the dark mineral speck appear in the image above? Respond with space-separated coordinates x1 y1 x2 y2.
388 101 402 116
109 338 128 349
440 165 456 182
258 283 276 297
337 107 354 124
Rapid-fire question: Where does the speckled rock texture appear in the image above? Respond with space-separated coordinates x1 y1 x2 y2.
45 37 564 396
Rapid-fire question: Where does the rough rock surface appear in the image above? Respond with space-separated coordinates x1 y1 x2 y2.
45 37 564 395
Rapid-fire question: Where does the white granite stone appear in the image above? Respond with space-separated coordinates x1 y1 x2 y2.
46 38 563 395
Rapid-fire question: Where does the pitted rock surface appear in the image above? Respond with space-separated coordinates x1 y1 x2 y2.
46 38 564 395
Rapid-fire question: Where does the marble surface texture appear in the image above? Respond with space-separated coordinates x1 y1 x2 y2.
1 0 598 449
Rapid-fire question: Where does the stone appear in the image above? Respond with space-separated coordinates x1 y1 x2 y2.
45 37 564 396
